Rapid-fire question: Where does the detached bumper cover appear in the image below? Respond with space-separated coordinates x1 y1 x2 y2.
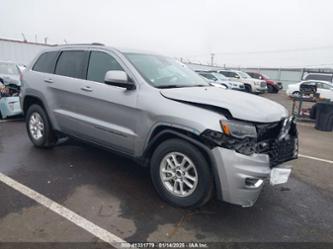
212 148 271 207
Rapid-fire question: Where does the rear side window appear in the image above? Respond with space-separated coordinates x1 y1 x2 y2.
55 51 89 79
33 51 58 73
87 51 123 83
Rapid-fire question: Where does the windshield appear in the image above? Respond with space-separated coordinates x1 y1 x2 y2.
0 63 19 75
238 71 250 79
199 73 217 81
211 73 228 81
125 53 209 88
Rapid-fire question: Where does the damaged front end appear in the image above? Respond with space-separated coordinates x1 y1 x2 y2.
201 116 298 167
201 116 298 207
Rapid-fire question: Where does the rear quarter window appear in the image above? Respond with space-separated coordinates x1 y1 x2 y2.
32 51 59 73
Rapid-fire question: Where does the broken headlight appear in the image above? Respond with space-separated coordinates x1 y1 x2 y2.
201 120 257 156
220 120 257 139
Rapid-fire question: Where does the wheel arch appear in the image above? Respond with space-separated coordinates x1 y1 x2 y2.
22 95 46 116
142 125 223 200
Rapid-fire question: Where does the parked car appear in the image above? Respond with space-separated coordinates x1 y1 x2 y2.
214 70 267 93
303 73 333 83
0 61 23 119
286 80 333 100
246 72 282 93
21 44 298 208
0 61 22 85
196 71 245 91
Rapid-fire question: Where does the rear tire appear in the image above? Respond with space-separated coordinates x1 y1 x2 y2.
26 104 57 148
150 139 213 208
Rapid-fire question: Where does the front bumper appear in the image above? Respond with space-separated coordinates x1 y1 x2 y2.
212 148 272 207
211 135 297 207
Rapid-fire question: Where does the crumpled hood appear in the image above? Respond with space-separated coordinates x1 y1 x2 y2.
160 87 288 123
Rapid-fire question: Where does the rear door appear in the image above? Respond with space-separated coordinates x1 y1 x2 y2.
50 50 91 135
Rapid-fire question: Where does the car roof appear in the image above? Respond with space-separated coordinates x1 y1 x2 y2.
43 44 161 56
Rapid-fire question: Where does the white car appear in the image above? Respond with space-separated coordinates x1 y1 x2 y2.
286 80 333 100
197 71 245 91
216 70 267 93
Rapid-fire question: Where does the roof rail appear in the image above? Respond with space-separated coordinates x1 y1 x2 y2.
58 43 105 47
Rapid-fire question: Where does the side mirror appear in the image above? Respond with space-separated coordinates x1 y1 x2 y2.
104 70 135 90
234 75 240 79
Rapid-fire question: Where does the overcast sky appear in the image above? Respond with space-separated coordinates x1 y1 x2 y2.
1 0 333 68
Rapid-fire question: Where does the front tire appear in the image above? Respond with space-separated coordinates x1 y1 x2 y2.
26 104 57 148
150 139 213 208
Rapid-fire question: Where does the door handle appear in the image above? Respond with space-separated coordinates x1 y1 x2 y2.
44 78 54 83
80 86 93 92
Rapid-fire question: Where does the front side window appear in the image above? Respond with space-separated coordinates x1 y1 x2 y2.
33 51 58 73
248 72 260 79
55 51 88 79
87 51 123 83
219 71 229 77
125 53 208 88
237 71 250 79
228 72 238 78
0 63 19 75
211 73 228 81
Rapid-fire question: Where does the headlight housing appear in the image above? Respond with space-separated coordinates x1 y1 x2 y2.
201 120 257 156
220 120 257 139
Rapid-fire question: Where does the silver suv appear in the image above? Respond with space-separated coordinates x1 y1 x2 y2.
21 44 298 208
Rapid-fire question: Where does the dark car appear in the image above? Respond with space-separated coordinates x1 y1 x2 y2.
246 72 282 93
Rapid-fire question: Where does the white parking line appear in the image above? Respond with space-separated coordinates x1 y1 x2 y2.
299 154 333 165
0 172 127 248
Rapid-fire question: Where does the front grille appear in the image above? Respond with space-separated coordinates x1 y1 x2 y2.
256 119 298 167
256 121 282 141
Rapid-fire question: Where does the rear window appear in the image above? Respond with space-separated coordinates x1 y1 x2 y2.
305 74 332 82
55 51 89 79
32 51 59 73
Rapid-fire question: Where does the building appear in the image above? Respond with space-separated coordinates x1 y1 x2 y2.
0 37 54 66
